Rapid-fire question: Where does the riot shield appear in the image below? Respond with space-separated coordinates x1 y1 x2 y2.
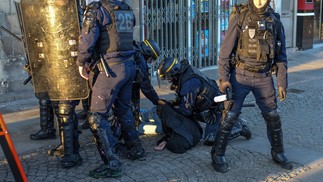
19 0 89 100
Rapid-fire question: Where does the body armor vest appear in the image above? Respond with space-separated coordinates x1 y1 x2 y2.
99 0 134 52
178 65 220 112
236 11 277 63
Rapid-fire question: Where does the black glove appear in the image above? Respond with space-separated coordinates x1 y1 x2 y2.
203 109 217 124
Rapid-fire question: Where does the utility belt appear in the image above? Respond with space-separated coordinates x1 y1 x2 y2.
96 56 133 72
235 61 270 73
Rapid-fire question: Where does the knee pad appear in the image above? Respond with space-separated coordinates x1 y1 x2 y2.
88 112 102 132
263 110 281 129
221 111 239 131
58 103 74 124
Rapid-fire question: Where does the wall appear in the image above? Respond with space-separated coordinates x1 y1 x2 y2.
0 0 33 102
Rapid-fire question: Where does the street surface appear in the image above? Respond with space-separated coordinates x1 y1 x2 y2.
1 46 323 181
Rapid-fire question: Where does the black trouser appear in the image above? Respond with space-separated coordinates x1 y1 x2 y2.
159 104 202 154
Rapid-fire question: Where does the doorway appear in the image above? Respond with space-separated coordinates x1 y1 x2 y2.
281 0 294 47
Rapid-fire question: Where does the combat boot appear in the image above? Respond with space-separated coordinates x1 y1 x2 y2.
127 139 145 160
61 153 82 168
211 111 239 173
211 130 230 173
264 110 293 170
30 128 56 140
240 120 252 140
88 112 122 177
89 158 122 179
30 99 56 140
59 104 82 168
271 150 293 170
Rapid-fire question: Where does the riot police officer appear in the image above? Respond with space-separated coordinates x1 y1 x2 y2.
114 39 162 154
211 0 293 173
133 39 161 108
156 57 251 154
77 0 143 178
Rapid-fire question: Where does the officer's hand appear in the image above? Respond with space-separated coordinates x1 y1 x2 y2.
278 86 286 102
78 64 90 80
219 81 232 93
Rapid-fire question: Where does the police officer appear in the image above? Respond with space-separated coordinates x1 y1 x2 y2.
133 39 161 109
155 58 204 153
114 39 161 153
156 57 251 153
77 0 144 178
211 0 293 173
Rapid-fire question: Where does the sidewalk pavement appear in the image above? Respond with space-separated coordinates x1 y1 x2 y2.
1 46 323 181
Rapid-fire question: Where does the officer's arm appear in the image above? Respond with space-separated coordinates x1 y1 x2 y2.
275 21 288 89
139 57 160 105
175 78 201 116
77 4 103 67
218 14 239 83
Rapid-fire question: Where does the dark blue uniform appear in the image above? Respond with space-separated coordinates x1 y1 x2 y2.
77 1 137 145
136 54 159 105
77 0 142 178
212 2 292 173
218 8 287 114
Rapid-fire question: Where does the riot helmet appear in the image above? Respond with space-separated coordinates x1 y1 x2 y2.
249 0 270 14
141 39 161 61
157 57 181 81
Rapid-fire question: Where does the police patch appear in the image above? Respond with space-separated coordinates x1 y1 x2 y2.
249 29 255 39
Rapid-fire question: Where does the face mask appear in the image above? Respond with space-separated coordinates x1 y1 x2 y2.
253 0 269 9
